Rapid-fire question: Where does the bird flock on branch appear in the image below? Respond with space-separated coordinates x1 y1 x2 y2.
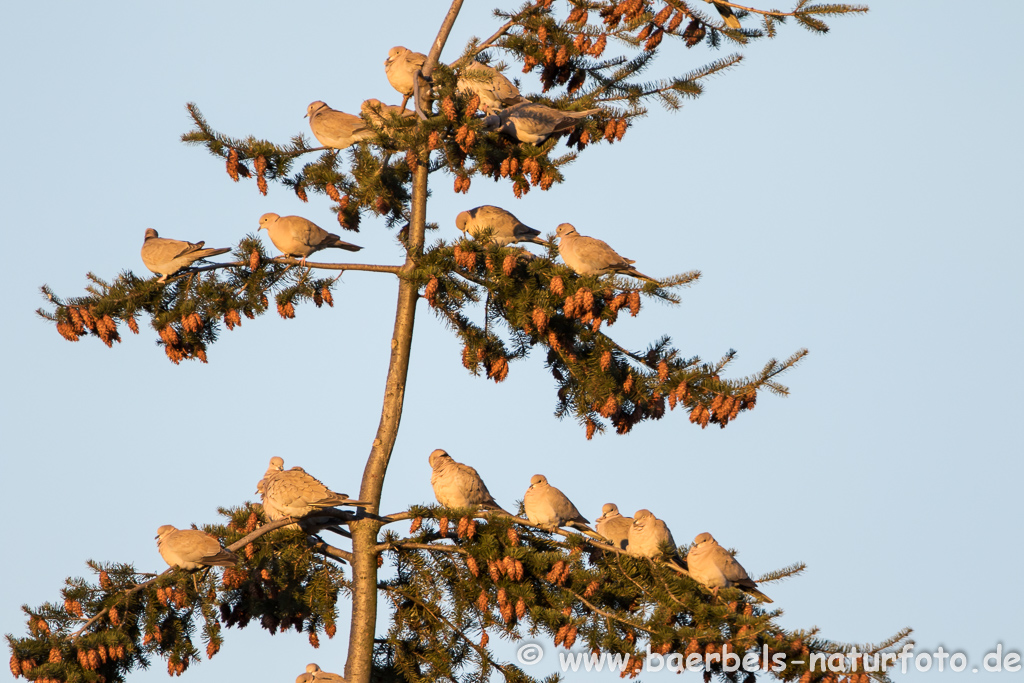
138 45 663 289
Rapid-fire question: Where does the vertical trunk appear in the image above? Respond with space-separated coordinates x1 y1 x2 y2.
344 4 464 681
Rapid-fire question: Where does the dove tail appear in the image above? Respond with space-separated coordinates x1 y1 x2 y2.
742 586 773 603
713 2 742 29
195 247 232 259
326 236 364 252
625 269 660 284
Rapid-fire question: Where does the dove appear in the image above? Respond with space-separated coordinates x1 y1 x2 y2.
455 206 547 246
384 46 428 109
156 525 238 570
482 102 601 144
360 98 417 132
258 213 362 265
686 532 772 603
259 457 369 521
306 101 373 150
140 229 231 283
523 474 592 531
595 503 632 551
428 449 502 511
708 1 742 29
296 663 346 683
457 61 525 112
626 509 677 559
555 223 657 283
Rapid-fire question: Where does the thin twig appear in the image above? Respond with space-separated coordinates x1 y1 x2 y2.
171 258 402 280
309 538 355 564
471 0 549 56
711 0 867 19
379 541 468 555
567 589 656 635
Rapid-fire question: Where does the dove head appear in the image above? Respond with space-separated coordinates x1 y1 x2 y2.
529 474 547 487
481 113 502 131
386 46 406 65
555 223 578 238
455 211 470 234
306 664 322 673
268 456 285 470
144 228 159 241
156 524 177 540
428 449 451 469
306 101 328 119
601 503 620 516
633 509 654 524
258 213 280 231
693 532 715 546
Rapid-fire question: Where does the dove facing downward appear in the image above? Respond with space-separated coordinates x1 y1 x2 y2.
686 532 772 603
384 46 428 109
428 449 503 511
595 503 633 551
296 663 346 683
482 102 601 144
455 206 547 247
259 456 369 521
156 525 238 570
306 101 373 150
523 474 592 531
456 61 525 112
555 223 657 283
141 229 231 283
258 213 362 265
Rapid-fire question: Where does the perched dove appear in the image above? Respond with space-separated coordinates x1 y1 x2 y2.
384 46 427 109
482 102 601 144
140 229 231 283
259 457 369 520
595 503 633 551
555 223 657 283
708 1 742 29
626 509 678 559
258 213 362 265
296 663 346 683
306 101 373 150
457 61 525 112
156 525 238 570
360 98 417 132
455 206 546 246
428 449 502 511
686 532 772 603
523 474 592 531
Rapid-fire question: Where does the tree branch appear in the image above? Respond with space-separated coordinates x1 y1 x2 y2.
166 258 402 282
566 589 657 635
709 0 868 19
471 0 549 56
378 540 468 555
309 538 355 563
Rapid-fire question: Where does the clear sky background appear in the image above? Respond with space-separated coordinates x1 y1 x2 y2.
2 1 1021 681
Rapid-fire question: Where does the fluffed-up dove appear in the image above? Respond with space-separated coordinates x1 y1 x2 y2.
523 474 592 532
686 532 772 603
156 525 238 570
141 229 231 283
296 663 346 683
455 205 547 247
708 1 742 29
306 101 373 150
555 223 658 283
482 102 601 144
428 449 502 511
258 213 362 265
457 61 525 112
360 98 417 132
627 509 687 572
259 456 369 521
595 503 633 551
384 46 428 109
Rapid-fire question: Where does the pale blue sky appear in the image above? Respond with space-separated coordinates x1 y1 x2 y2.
1 1 1021 681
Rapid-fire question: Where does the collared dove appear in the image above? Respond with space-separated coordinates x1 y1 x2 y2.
360 98 417 132
686 532 772 603
626 509 678 560
259 456 369 521
141 229 231 283
595 503 632 551
455 205 546 247
384 46 427 109
457 61 525 112
306 101 373 150
428 449 502 511
296 663 346 683
156 525 238 570
708 1 742 29
523 474 592 532
482 102 601 144
258 213 362 265
555 223 657 283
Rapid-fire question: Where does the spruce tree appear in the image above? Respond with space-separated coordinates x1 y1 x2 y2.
11 1 912 682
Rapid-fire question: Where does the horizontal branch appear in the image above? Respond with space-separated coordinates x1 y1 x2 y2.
378 540 468 555
712 0 868 18
309 538 354 564
172 258 402 281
